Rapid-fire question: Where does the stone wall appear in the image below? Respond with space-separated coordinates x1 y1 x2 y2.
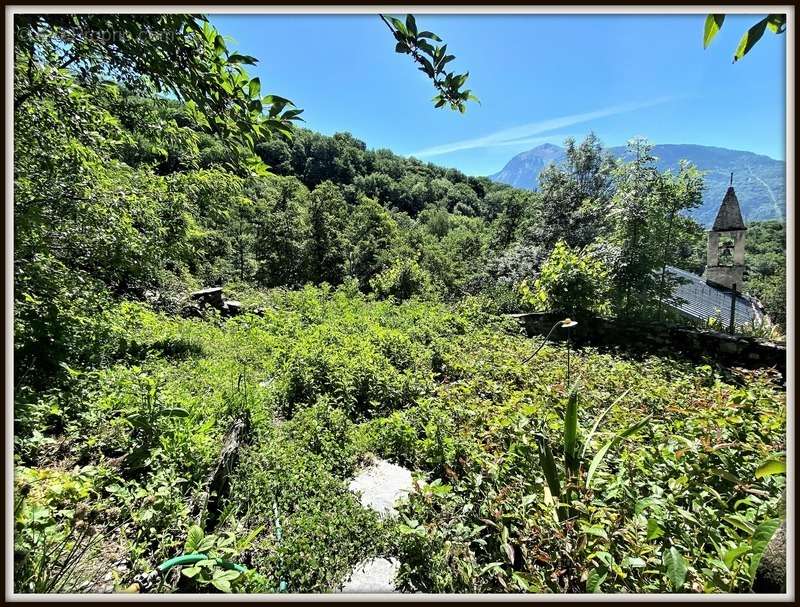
509 312 786 378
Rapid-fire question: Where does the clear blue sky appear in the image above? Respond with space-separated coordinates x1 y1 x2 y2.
211 13 786 176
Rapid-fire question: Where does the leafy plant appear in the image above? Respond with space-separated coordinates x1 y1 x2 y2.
380 14 478 112
519 241 611 317
703 14 787 63
178 525 262 593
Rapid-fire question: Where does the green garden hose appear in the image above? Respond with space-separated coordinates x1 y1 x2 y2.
125 553 248 592
157 553 248 574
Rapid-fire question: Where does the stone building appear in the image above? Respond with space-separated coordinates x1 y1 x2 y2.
663 179 763 329
704 180 747 290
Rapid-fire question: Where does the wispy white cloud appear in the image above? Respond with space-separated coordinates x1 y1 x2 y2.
409 96 678 158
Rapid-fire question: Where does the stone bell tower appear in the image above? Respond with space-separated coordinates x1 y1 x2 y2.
704 174 746 290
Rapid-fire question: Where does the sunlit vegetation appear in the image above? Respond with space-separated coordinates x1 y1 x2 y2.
14 13 786 594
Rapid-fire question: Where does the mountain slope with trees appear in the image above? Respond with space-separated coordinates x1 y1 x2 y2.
490 143 786 225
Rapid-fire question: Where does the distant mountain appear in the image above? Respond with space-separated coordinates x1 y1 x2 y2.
488 143 786 226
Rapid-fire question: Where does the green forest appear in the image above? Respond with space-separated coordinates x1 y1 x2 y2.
13 15 786 594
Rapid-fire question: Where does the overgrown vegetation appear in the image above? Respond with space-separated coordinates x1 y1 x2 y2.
13 12 786 594
14 288 786 593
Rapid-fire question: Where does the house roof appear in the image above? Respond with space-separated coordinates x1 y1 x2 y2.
711 186 746 232
664 266 761 328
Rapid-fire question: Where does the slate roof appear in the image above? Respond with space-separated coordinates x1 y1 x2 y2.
664 266 761 328
711 187 747 232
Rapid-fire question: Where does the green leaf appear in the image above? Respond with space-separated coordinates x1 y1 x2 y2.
182 566 201 578
536 434 560 503
197 535 217 553
586 441 613 488
418 31 442 41
722 544 751 570
211 578 232 593
723 514 755 535
646 518 665 540
248 77 261 99
125 413 149 429
586 567 607 592
405 14 417 36
583 525 608 540
262 95 293 106
766 14 786 34
582 387 631 458
227 53 257 65
734 17 769 62
755 459 785 479
214 569 241 582
709 467 742 484
703 14 725 49
185 525 205 553
663 546 688 591
585 415 654 488
162 407 190 418
618 414 653 439
388 17 407 35
585 413 652 488
748 518 782 583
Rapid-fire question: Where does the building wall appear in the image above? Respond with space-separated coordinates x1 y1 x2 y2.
704 264 745 290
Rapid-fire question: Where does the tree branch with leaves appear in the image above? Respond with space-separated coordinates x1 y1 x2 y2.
703 14 787 62
380 14 478 112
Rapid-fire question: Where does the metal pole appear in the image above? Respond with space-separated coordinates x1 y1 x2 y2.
566 328 571 388
729 283 737 333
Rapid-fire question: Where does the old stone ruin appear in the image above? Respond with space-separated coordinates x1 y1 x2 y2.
181 287 242 319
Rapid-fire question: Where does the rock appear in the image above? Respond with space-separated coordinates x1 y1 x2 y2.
348 459 414 518
339 558 400 593
223 300 242 317
337 460 416 595
190 287 225 309
187 287 245 318
753 521 785 593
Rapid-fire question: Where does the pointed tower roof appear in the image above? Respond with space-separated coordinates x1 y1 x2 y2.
711 186 746 232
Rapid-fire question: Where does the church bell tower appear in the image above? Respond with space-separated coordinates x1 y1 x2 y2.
704 174 747 290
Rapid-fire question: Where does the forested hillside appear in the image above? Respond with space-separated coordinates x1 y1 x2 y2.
13 14 786 596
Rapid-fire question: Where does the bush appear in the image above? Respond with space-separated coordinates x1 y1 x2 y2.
227 441 386 592
519 240 611 317
370 258 434 302
284 398 357 477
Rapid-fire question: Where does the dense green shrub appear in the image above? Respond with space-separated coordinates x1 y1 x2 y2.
228 440 387 592
519 240 611 317
371 258 435 302
284 398 358 477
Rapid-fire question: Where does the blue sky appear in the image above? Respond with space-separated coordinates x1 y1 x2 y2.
211 13 786 176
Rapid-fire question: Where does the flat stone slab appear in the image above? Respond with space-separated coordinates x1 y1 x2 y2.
348 459 413 517
338 557 400 593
